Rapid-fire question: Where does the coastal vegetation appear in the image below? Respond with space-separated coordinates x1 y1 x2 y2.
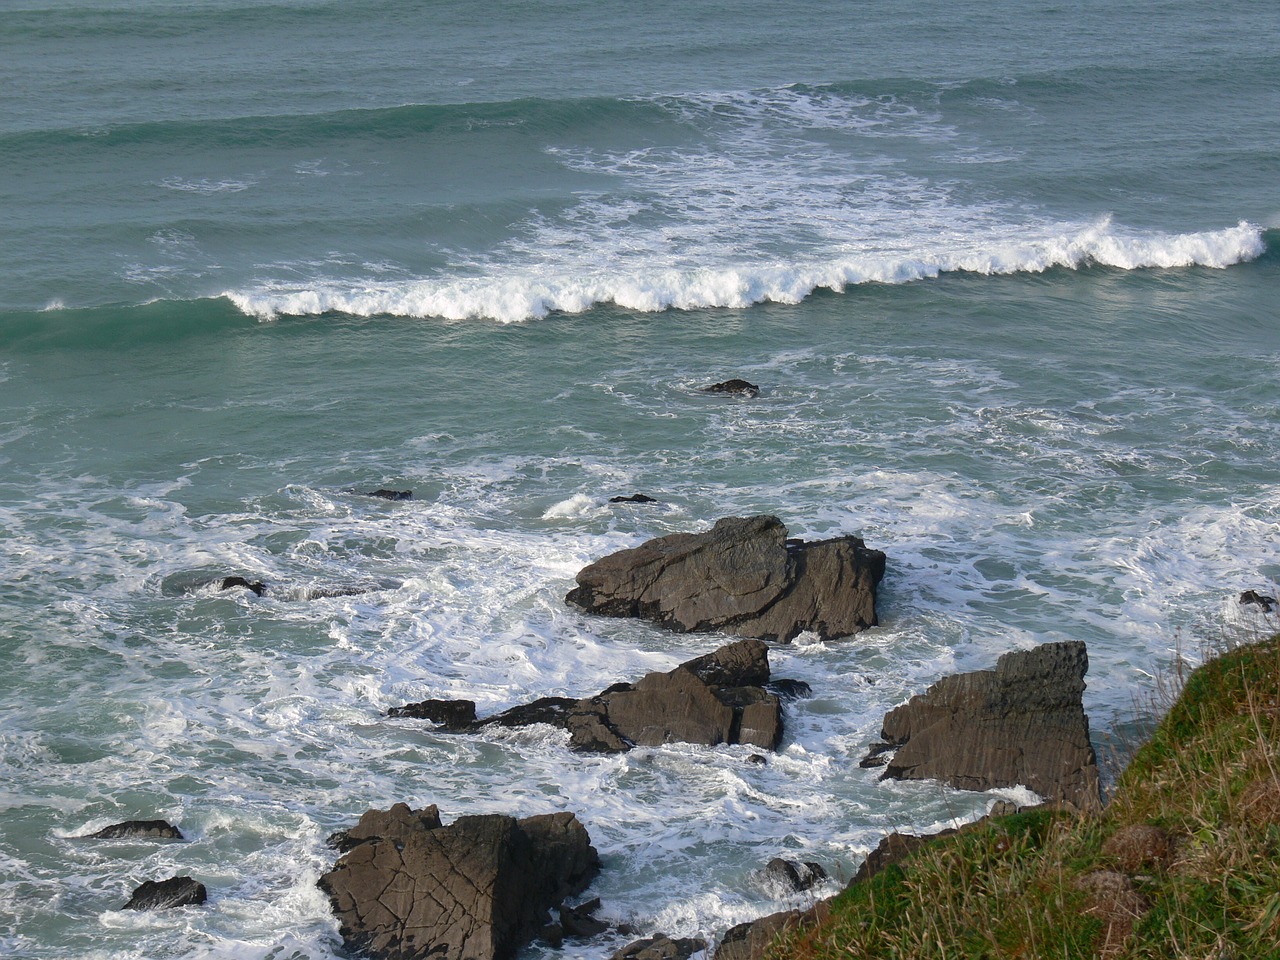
768 634 1280 959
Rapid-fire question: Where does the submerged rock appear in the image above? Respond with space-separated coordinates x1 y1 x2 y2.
1240 589 1277 612
872 641 1101 812
761 857 827 894
610 494 659 504
613 934 708 960
359 489 414 501
85 819 183 841
123 876 207 910
319 807 599 960
566 515 885 642
217 575 266 596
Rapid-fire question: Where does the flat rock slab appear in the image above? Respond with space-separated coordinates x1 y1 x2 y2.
566 515 885 642
873 640 1100 812
319 808 599 960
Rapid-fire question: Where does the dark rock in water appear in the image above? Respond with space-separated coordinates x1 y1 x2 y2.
327 802 442 853
217 576 266 596
761 857 827 894
610 494 659 504
354 489 414 501
766 679 812 702
1240 589 1277 612
858 742 895 768
387 698 478 731
560 896 609 938
747 754 768 765
701 379 760 398
612 934 708 960
86 819 183 841
873 641 1101 812
319 807 599 960
123 876 207 910
566 515 885 642
474 638 784 753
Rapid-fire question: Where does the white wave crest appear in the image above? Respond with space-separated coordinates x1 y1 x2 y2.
225 220 1263 323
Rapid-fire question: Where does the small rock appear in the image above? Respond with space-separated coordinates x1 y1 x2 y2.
610 494 659 504
123 876 207 910
560 896 609 937
858 743 895 768
86 819 183 841
747 754 768 765
700 379 760 398
387 698 478 730
1240 589 1277 612
766 679 812 702
359 489 414 501
217 576 265 596
762 857 828 894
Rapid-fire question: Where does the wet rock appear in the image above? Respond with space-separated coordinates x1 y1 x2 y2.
766 679 812 701
701 379 760 398
354 489 414 501
612 934 708 960
387 699 478 730
761 857 827 894
714 901 830 960
123 876 207 910
560 897 609 937
477 639 784 753
319 807 599 960
217 575 266 596
566 515 885 642
610 494 659 504
1240 589 1277 612
873 641 1101 812
85 819 183 841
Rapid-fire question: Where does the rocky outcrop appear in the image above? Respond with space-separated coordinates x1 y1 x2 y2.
701 379 760 397
123 876 207 910
760 857 827 894
85 819 183 841
391 639 785 753
870 641 1100 812
566 516 885 642
319 807 599 960
714 901 830 960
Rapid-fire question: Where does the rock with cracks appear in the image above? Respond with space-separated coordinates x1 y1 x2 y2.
566 515 885 642
871 640 1101 812
318 807 600 960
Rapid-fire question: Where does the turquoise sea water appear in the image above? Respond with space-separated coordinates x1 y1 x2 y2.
2 1 1278 957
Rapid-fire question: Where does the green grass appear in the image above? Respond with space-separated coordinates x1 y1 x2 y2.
767 636 1280 960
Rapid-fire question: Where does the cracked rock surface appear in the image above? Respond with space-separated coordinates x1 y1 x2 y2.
565 515 885 642
319 808 599 960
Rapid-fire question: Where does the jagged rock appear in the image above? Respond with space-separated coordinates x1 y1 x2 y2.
1240 589 1277 612
566 516 885 642
714 901 829 960
761 858 827 894
873 641 1101 812
559 897 609 937
327 802 442 853
123 876 207 910
387 699 478 730
389 640 789 754
611 494 659 504
354 489 414 501
85 819 183 841
217 575 265 596
613 934 708 960
319 808 599 960
852 829 958 884
701 379 760 398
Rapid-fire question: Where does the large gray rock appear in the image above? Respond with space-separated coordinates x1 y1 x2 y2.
566 516 885 642
874 641 1100 812
319 808 599 960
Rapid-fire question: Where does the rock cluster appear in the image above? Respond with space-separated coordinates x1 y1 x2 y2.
319 806 599 960
390 638 787 753
869 641 1101 812
566 515 885 642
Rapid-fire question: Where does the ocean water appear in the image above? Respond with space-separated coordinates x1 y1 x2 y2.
1 1 1278 957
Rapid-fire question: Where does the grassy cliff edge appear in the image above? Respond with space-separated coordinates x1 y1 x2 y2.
766 636 1280 960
